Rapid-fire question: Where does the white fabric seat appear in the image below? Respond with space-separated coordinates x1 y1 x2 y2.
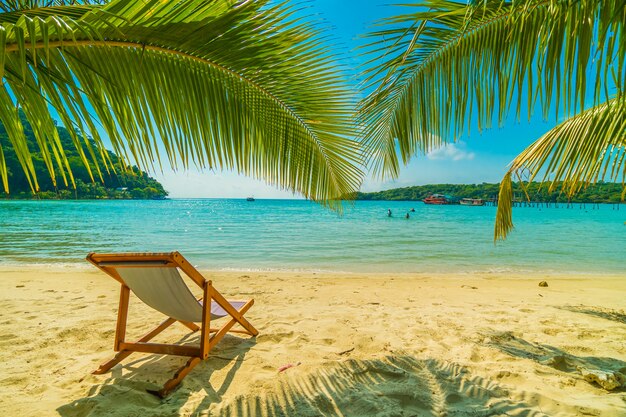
117 267 243 322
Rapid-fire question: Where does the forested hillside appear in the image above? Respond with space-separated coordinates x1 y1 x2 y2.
354 182 624 203
0 113 167 200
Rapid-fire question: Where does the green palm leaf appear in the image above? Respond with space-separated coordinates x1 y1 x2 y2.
358 0 625 178
0 0 364 206
494 96 626 241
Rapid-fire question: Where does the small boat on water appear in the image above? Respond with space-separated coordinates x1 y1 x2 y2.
460 198 485 206
246 197 255 202
423 194 447 205
423 194 458 205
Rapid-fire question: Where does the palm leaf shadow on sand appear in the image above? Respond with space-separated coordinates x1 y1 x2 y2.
557 305 626 325
485 332 626 391
57 333 256 417
213 355 547 417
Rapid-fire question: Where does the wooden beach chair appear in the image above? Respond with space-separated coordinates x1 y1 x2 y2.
86 251 258 397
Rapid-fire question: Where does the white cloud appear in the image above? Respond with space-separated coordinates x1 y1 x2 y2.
426 142 476 161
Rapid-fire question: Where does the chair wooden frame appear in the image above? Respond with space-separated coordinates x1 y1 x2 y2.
86 251 258 397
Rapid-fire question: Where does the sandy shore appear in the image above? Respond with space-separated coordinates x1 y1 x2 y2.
1 267 625 416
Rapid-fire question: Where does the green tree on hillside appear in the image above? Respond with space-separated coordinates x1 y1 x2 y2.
0 112 167 199
355 182 623 203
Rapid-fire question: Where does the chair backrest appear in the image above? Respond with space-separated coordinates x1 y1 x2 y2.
115 266 203 323
87 252 231 322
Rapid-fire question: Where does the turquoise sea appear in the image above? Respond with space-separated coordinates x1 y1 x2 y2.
0 199 624 274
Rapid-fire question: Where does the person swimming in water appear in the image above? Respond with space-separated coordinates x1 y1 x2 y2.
387 209 392 217
410 208 415 212
405 212 410 219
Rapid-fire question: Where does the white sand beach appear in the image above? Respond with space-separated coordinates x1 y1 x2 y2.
1 267 625 416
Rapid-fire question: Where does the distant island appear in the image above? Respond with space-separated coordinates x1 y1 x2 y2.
0 113 167 200
354 182 624 204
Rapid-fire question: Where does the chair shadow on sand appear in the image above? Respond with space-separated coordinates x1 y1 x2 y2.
485 332 626 392
213 354 547 417
57 332 256 417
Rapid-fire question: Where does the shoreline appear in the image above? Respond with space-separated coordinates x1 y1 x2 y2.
1 267 626 416
1 263 625 278
0 261 626 280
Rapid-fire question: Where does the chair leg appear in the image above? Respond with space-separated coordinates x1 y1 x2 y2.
208 300 256 351
210 291 259 337
179 321 200 332
147 302 257 396
148 357 202 398
93 350 134 374
94 317 178 374
209 327 253 335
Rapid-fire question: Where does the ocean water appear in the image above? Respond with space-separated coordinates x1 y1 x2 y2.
0 199 624 274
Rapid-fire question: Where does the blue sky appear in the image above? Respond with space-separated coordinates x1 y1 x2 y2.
154 0 562 198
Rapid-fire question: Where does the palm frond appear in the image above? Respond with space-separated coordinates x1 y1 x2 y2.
494 96 626 241
358 0 626 178
0 1 106 14
0 0 364 206
0 1 104 23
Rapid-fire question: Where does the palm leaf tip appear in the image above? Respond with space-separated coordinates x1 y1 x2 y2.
494 96 626 241
494 172 514 243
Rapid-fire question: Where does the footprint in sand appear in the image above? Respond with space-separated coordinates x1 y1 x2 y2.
1 375 28 386
563 345 593 354
542 328 562 336
469 349 484 362
98 329 115 339
0 333 18 342
575 406 601 416
257 331 295 343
